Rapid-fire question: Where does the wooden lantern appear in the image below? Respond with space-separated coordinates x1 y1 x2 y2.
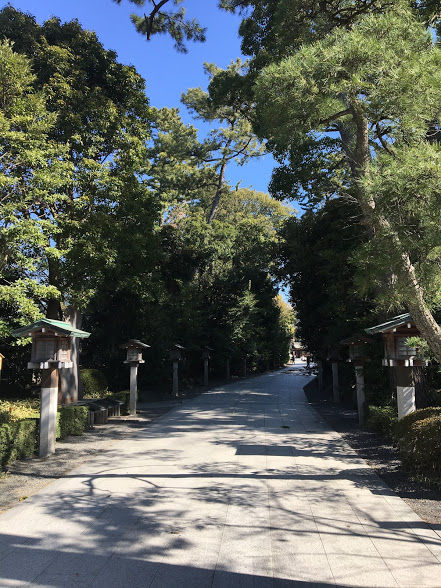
340 333 373 366
12 319 90 370
364 313 425 367
169 344 185 362
120 339 150 364
201 345 214 360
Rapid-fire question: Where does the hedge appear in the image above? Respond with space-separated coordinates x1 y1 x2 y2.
0 419 38 466
394 408 441 476
366 405 398 439
57 405 89 439
81 369 108 398
111 391 130 415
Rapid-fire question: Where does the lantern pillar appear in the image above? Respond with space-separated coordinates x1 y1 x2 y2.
40 366 59 458
173 360 179 397
396 366 415 420
129 363 138 416
226 357 230 382
317 360 324 394
242 356 247 378
355 365 366 426
203 359 209 387
332 361 340 403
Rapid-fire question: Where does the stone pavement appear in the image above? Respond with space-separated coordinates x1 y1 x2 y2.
1 366 441 587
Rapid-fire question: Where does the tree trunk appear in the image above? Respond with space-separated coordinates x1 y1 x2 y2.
348 110 441 364
59 305 83 404
208 157 228 224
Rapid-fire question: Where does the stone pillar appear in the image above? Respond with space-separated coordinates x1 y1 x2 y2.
396 366 415 420
173 360 179 397
317 360 323 394
39 367 59 458
129 363 138 416
355 365 366 426
242 357 247 378
332 361 340 403
204 358 209 387
226 357 230 383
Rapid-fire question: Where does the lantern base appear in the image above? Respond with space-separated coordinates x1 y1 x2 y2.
28 361 73 369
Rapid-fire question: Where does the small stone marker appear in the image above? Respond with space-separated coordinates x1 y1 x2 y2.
12 319 90 458
120 340 150 416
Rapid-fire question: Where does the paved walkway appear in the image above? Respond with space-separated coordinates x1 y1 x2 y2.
1 366 441 587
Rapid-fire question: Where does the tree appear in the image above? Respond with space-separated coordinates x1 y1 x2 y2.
112 0 206 52
0 8 156 398
213 3 441 361
182 61 265 222
0 40 72 335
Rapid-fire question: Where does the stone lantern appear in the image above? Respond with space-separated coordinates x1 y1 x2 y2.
365 313 426 419
12 319 90 457
120 340 150 416
201 345 214 387
340 333 373 425
168 344 185 397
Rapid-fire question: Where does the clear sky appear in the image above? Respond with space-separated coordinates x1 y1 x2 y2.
5 0 276 193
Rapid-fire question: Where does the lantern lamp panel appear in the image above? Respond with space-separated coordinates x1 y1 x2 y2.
127 348 141 362
396 337 416 358
35 338 57 362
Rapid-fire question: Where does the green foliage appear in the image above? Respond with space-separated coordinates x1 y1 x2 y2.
0 399 39 423
366 405 398 439
57 405 88 438
111 391 130 415
395 410 441 476
0 419 38 466
394 407 441 442
80 369 108 398
113 0 206 53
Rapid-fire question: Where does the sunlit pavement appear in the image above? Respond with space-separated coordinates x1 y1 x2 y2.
1 363 441 587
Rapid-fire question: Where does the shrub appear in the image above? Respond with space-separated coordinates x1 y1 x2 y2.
393 407 441 442
0 419 38 466
57 405 89 439
111 391 130 415
81 369 108 398
397 413 441 476
366 405 398 439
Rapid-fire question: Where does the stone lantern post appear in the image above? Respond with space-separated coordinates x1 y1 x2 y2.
12 319 90 457
120 340 150 416
169 344 185 397
340 333 373 425
225 348 234 383
201 345 213 387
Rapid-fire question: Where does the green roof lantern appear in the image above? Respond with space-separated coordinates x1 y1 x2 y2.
12 319 90 370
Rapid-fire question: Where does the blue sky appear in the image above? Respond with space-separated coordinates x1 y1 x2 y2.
6 0 277 193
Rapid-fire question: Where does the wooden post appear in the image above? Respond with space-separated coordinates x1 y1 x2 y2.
39 366 59 458
396 366 415 420
129 363 138 416
332 361 340 403
355 365 366 426
173 360 179 397
204 358 209 387
317 360 323 394
226 357 230 382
